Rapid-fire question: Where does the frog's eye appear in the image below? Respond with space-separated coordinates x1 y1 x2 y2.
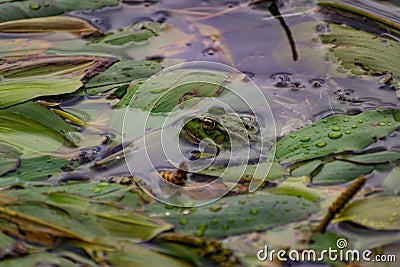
202 117 215 131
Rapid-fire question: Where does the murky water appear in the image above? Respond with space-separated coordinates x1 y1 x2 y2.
63 0 400 185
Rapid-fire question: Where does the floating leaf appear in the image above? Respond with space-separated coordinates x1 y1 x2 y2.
276 109 400 164
0 187 173 246
51 22 191 60
334 196 400 230
0 156 70 187
0 16 101 36
290 151 400 185
0 143 20 176
129 70 228 112
0 39 51 58
0 0 119 23
320 23 400 76
383 165 400 195
146 192 318 238
0 56 103 108
85 60 162 95
196 161 286 183
8 102 80 146
0 110 66 157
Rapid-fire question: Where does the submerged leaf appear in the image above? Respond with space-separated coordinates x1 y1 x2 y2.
334 196 400 230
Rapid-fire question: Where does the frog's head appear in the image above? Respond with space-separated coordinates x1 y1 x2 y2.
182 106 259 150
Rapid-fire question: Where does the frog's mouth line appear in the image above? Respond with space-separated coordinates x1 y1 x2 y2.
184 128 201 144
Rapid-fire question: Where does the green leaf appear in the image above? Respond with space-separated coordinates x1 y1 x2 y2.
0 0 119 23
320 23 400 76
290 151 400 185
196 161 286 183
0 187 173 246
0 76 82 109
8 102 80 146
383 165 400 195
0 16 101 36
51 22 191 60
0 110 67 157
0 156 69 186
311 160 374 185
0 143 19 176
334 196 400 230
85 60 162 95
146 192 318 238
129 70 228 112
0 56 107 108
276 109 400 164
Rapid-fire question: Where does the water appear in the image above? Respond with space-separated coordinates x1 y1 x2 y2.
3 0 400 265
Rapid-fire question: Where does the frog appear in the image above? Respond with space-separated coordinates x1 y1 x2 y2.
180 106 265 164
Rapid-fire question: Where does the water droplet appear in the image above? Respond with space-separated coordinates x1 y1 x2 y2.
352 124 357 128
290 134 296 138
194 230 204 237
315 130 320 133
354 57 359 60
228 218 235 223
197 224 207 231
250 208 259 215
300 136 311 142
179 217 188 225
29 3 41 10
328 132 343 139
345 130 351 134
285 207 291 212
358 120 364 123
93 188 101 193
388 123 393 126
316 142 326 147
190 207 197 212
209 205 221 212
389 217 395 223
343 118 349 122
323 119 328 123
332 126 340 131
245 218 252 222
222 225 229 230
97 182 109 188
211 219 219 225
379 122 386 126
